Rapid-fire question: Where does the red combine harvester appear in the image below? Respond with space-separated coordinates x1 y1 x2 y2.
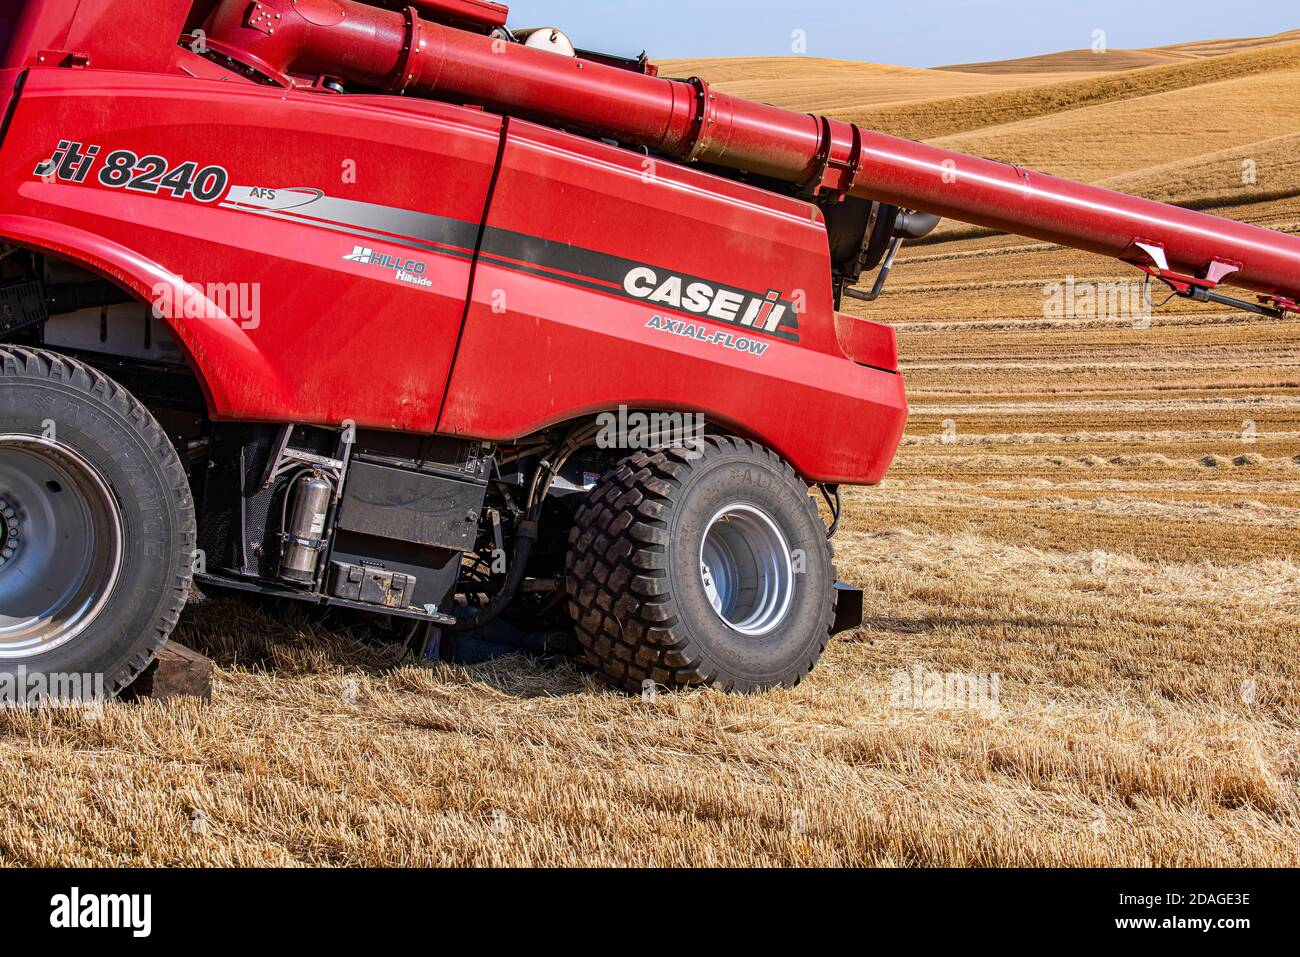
1 0 1298 696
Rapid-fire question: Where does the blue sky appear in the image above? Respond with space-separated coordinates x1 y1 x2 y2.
505 0 1297 66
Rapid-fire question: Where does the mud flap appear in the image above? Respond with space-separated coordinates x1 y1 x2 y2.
832 580 864 635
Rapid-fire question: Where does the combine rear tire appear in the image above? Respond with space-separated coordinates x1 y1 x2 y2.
0 348 195 702
565 436 835 693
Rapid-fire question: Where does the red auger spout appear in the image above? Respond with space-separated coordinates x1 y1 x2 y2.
204 0 1300 306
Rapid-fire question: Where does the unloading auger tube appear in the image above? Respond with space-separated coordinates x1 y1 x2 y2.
203 0 1300 314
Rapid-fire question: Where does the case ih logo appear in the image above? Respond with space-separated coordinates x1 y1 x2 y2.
342 246 432 288
622 267 794 337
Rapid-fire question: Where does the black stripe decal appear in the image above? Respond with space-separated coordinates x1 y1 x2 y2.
228 187 801 343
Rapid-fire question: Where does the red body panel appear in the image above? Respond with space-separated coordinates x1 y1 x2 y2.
0 63 907 484
0 68 502 431
1 0 189 72
834 314 898 372
438 118 907 483
0 68 20 126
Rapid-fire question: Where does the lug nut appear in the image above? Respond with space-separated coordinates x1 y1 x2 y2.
0 497 18 568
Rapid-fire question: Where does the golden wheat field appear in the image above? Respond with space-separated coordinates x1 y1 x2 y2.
4 32 1300 868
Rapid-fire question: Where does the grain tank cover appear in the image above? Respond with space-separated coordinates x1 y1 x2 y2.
516 28 578 58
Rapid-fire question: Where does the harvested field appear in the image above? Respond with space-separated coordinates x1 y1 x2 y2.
3 29 1298 868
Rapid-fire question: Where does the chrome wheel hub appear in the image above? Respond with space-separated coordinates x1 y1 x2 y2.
0 435 124 659
699 503 795 636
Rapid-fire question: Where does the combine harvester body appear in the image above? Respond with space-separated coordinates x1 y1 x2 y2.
0 0 1295 695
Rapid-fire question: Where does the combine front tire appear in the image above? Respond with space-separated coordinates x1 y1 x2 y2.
565 436 835 693
0 348 195 702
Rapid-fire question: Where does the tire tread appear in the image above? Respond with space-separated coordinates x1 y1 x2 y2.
565 435 836 694
0 346 196 696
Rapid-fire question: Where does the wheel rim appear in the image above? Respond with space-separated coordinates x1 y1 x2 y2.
0 434 124 659
699 503 794 636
